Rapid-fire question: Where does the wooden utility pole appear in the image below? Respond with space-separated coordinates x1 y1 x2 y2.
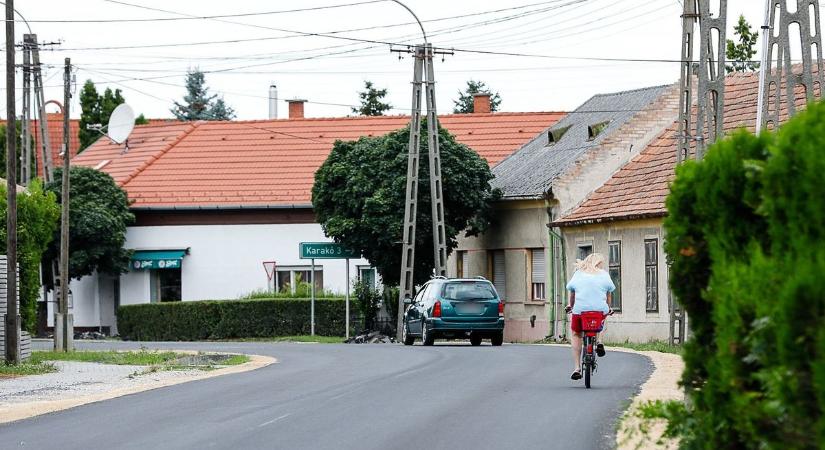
5 0 20 364
55 58 73 352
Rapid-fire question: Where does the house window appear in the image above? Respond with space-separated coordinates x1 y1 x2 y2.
531 249 546 300
577 243 593 261
276 267 323 294
457 251 469 278
608 241 622 311
490 250 506 300
645 239 659 312
150 269 181 302
358 266 377 288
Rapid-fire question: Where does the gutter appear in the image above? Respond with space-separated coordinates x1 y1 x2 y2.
550 211 667 228
130 203 315 212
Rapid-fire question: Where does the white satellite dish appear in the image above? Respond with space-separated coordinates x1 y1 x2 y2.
107 103 135 145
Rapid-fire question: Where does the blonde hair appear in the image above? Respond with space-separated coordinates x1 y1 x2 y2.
575 253 606 274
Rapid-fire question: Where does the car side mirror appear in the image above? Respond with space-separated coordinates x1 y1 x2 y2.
403 297 413 305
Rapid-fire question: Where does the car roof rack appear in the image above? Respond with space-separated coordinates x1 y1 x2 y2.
431 275 448 280
475 276 488 280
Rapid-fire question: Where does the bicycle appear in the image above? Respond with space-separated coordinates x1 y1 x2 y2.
566 308 612 389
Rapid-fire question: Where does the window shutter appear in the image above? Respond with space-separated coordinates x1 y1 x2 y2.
531 249 546 283
461 251 469 278
493 250 506 298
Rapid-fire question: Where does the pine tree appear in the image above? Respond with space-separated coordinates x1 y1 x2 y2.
135 114 149 125
78 80 101 150
171 69 235 121
726 15 760 73
452 80 501 114
352 81 392 116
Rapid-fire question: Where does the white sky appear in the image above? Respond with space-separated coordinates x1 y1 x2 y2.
7 0 804 120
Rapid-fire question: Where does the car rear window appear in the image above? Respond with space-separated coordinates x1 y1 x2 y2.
440 281 498 301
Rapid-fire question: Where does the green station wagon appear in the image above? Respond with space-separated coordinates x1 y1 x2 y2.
402 277 505 346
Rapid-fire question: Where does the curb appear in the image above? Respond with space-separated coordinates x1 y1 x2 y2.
0 353 276 424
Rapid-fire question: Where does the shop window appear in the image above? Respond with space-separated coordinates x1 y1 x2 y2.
150 268 181 302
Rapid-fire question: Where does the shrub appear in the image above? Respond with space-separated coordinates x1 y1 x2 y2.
117 298 347 341
662 102 825 448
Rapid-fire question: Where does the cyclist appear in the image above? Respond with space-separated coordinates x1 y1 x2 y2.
564 253 615 380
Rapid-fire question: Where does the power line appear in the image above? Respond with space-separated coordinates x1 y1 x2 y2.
18 0 387 23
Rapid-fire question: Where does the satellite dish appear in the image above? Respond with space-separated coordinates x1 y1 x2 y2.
107 103 135 145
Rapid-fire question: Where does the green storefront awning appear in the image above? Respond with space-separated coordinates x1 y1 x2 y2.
131 249 187 270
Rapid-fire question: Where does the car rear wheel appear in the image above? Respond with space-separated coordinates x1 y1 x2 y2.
491 332 503 346
422 322 435 346
402 322 414 346
470 335 482 346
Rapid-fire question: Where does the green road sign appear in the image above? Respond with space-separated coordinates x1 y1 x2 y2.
300 242 360 259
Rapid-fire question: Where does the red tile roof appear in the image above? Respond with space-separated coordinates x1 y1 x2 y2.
73 112 565 208
555 69 814 226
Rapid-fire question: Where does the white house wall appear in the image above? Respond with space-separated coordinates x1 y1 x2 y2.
54 222 370 330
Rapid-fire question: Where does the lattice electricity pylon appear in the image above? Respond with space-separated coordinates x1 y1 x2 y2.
758 0 825 132
677 0 727 163
395 44 450 338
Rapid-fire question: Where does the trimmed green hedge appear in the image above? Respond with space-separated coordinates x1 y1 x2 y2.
117 298 347 341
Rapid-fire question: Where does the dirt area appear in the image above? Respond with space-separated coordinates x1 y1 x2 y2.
611 348 684 450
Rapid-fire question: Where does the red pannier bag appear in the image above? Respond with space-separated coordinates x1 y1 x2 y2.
579 311 605 332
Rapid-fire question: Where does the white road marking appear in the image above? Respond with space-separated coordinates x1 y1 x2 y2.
258 413 292 428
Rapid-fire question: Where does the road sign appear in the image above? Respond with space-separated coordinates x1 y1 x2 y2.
299 242 359 259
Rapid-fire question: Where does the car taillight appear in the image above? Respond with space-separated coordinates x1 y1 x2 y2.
433 301 442 318
498 301 504 317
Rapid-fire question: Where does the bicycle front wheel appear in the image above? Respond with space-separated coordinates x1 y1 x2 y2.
584 363 591 388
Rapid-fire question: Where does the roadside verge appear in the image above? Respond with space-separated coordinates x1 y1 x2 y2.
0 353 276 424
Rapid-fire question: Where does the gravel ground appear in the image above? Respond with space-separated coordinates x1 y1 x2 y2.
0 361 205 406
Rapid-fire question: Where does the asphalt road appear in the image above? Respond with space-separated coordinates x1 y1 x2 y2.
1 341 651 450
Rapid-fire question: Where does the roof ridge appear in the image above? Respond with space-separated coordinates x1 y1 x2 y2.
589 83 673 99
182 111 566 125
120 122 201 188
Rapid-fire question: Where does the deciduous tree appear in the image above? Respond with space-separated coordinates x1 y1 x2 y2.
312 122 500 287
452 80 501 114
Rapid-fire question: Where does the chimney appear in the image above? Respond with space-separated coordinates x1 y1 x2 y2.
268 83 278 119
287 99 306 119
472 93 491 114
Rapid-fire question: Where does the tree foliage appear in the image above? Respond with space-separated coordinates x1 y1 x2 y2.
0 122 26 179
0 181 60 332
352 81 392 116
43 167 134 288
726 15 760 73
661 102 825 448
452 80 501 113
170 69 236 121
312 122 501 287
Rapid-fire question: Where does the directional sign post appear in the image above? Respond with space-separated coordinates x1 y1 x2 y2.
300 243 361 337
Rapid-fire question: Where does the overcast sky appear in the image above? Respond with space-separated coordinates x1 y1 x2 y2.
7 0 801 120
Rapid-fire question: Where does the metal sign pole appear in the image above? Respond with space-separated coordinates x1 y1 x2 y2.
345 259 350 340
311 258 315 336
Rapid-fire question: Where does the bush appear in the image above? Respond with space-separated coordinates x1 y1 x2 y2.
662 102 825 449
117 298 348 341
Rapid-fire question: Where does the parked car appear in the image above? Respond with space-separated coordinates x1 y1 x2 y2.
402 277 504 346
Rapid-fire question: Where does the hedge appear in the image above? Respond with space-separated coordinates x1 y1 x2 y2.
117 298 348 341
662 101 825 449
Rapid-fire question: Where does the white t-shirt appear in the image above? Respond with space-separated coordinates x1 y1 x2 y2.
566 270 615 314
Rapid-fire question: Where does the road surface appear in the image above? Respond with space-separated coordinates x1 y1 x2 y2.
1 341 651 450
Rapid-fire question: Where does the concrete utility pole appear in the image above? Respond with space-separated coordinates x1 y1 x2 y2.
757 0 824 132
676 0 728 163
21 36 31 186
29 34 54 184
4 0 19 365
55 58 73 352
392 0 451 341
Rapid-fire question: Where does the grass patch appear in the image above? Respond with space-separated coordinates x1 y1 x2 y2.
31 349 182 366
607 340 683 355
0 361 57 378
222 354 251 365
